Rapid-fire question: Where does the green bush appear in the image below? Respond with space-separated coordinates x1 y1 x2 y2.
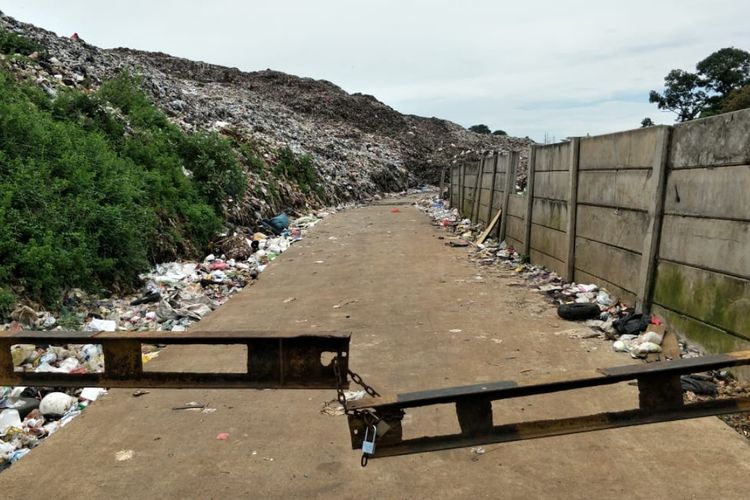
0 68 247 309
273 147 322 197
0 27 41 56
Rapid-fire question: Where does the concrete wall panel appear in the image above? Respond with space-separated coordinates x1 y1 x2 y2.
575 237 641 294
530 224 567 261
531 198 568 231
579 127 663 170
651 305 750 380
508 194 527 218
663 165 750 220
653 261 750 339
660 215 750 277
506 215 526 246
577 170 652 211
576 205 648 254
534 171 570 201
506 236 524 251
574 269 636 304
670 108 750 169
534 143 571 171
530 249 566 277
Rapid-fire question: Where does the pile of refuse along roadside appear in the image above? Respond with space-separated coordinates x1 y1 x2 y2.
0 210 328 470
415 197 703 360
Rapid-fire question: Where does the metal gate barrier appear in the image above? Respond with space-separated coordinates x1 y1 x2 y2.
0 329 350 389
344 350 750 462
3 329 749 466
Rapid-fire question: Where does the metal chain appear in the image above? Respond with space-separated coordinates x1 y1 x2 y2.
332 357 380 416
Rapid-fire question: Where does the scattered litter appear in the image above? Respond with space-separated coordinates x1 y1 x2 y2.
333 299 359 309
216 432 230 441
172 402 206 411
681 375 718 396
1 210 329 469
115 449 134 462
79 388 107 402
449 329 462 333
283 297 296 303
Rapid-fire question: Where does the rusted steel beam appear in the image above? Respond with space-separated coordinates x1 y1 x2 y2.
364 398 750 459
347 350 750 459
0 330 350 389
349 350 750 411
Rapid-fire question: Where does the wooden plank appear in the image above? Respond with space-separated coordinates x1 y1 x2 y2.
476 208 502 244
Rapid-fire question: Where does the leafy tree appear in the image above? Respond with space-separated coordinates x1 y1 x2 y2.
650 47 750 121
492 129 508 136
649 69 706 122
468 124 491 134
722 85 750 112
697 47 750 99
640 117 654 127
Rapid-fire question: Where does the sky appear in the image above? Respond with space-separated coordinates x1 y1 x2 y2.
2 1 749 142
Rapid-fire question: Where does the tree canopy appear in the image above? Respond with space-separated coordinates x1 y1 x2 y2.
650 47 750 121
468 124 491 134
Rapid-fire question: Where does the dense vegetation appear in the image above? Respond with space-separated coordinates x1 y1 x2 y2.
0 65 247 313
649 47 750 122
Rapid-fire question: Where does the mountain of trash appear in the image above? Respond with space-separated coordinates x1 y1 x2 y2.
0 11 532 212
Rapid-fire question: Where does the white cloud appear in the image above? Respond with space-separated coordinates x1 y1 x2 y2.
2 0 748 141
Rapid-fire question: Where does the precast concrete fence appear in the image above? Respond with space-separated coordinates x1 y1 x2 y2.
449 108 750 366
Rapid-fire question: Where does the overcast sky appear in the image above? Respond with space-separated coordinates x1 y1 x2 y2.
2 1 749 141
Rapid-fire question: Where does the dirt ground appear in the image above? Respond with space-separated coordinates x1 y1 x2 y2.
2 199 749 499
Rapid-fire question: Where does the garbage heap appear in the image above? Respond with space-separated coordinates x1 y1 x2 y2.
0 210 329 469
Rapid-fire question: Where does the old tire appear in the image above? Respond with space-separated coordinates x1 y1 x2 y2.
557 303 600 321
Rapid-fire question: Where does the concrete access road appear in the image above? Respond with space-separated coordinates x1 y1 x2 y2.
2 198 749 499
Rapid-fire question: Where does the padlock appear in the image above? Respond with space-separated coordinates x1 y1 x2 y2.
362 425 377 456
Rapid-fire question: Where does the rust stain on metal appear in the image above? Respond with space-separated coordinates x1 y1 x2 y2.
348 350 750 459
0 330 350 389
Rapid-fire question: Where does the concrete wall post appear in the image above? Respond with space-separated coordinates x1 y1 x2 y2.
439 165 446 200
565 138 581 282
448 165 454 208
523 146 538 257
635 126 672 313
471 157 485 223
486 154 499 224
498 152 517 242
460 161 466 214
